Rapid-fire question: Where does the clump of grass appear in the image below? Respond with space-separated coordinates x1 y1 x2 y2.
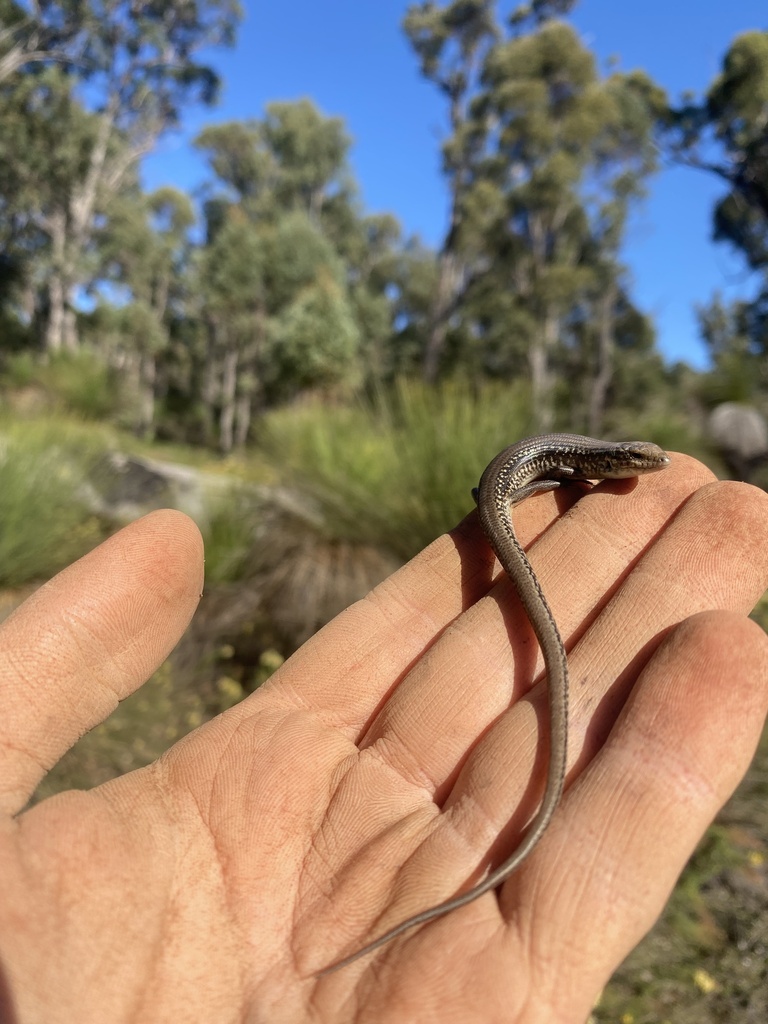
3 349 121 420
202 486 264 585
0 417 109 585
259 378 532 560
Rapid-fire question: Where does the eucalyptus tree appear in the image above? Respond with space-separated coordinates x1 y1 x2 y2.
0 0 88 81
195 216 267 451
194 206 361 452
403 0 499 383
193 102 407 443
667 30 768 402
461 21 660 426
403 0 584 384
1 0 241 352
0 66 101 347
575 71 665 433
669 30 768 227
403 1 660 431
319 204 411 382
93 187 195 437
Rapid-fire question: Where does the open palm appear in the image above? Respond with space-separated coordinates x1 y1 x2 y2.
2 452 768 1024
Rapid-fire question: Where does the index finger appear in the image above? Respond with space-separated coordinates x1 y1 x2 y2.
0 511 204 814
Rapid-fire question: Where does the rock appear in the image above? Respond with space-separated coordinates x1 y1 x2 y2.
79 451 236 529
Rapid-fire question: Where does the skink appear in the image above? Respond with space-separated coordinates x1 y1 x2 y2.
319 434 670 975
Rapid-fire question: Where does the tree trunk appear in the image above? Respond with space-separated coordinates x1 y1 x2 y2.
234 392 251 449
61 287 78 351
529 308 558 432
219 346 238 453
43 221 81 353
587 282 617 437
422 249 463 383
201 318 220 447
137 352 157 439
46 269 79 352
45 98 146 354
411 9 496 385
45 271 65 353
44 213 67 352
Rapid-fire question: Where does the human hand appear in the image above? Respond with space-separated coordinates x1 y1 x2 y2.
1 454 767 1024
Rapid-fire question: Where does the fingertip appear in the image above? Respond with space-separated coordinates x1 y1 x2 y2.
664 609 768 725
124 509 205 600
609 609 768 814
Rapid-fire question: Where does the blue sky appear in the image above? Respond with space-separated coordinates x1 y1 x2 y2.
143 1 768 369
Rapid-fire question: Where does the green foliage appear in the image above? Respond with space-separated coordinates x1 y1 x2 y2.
510 1 578 28
201 217 268 313
196 99 352 224
666 30 768 407
609 406 707 468
195 121 273 210
706 33 768 272
0 0 243 355
266 277 361 397
403 0 498 102
97 187 194 314
0 349 35 386
709 31 768 154
260 379 531 559
0 67 99 220
262 99 351 213
2 349 121 419
189 106 403 447
0 66 101 330
695 293 768 406
0 417 108 586
201 487 263 585
54 350 118 419
263 211 346 311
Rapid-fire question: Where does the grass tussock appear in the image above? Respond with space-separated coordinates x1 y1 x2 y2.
259 378 533 559
4 349 121 420
0 416 111 586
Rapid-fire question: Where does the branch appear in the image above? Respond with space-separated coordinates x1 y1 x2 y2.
674 152 768 219
0 42 87 83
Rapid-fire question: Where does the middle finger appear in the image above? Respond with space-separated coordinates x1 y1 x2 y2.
359 454 707 792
